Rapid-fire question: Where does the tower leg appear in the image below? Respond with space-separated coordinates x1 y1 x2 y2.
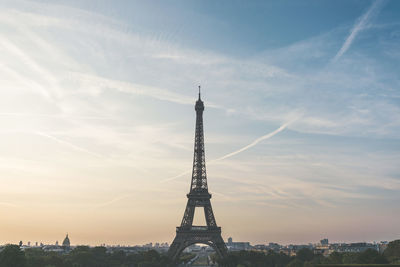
204 203 217 227
180 200 195 227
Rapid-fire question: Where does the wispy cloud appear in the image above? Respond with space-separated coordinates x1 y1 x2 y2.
333 0 386 61
34 131 103 158
92 194 133 207
0 201 19 207
1 2 398 138
71 73 194 106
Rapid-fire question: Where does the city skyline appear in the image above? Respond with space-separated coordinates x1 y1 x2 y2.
0 0 399 246
5 234 395 248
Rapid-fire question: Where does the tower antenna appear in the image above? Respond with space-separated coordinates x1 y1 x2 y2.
198 85 201 99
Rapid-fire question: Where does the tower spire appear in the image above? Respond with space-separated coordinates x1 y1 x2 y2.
192 86 206 192
198 85 201 100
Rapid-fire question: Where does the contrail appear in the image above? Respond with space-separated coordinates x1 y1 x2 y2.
210 122 290 163
162 121 291 183
35 131 103 158
333 0 385 62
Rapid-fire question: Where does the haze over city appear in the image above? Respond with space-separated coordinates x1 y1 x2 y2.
0 0 399 248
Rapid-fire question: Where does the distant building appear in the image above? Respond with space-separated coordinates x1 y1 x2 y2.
184 244 202 253
280 244 314 257
268 242 281 252
332 242 378 253
315 239 330 256
320 238 329 245
226 237 251 251
62 234 70 248
314 242 379 256
254 242 282 253
143 242 153 248
254 244 268 251
43 245 64 253
379 241 388 253
314 244 331 256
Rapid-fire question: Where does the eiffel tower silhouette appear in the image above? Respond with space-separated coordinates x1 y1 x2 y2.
168 87 228 260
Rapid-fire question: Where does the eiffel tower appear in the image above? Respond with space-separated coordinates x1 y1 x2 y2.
168 87 228 261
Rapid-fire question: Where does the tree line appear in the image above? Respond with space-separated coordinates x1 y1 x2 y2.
216 239 400 267
0 239 399 267
0 246 175 267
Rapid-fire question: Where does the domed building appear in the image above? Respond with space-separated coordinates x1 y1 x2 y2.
62 234 70 248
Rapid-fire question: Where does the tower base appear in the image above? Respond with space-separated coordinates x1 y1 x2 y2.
168 226 228 261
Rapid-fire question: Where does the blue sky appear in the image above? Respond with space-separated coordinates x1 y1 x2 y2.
0 0 399 246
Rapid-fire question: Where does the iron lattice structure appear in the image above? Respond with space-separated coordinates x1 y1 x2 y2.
168 88 228 260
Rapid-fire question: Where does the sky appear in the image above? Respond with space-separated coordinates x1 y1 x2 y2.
0 0 399 246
